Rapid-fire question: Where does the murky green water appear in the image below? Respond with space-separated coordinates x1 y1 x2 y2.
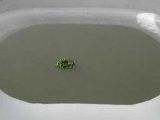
0 24 160 104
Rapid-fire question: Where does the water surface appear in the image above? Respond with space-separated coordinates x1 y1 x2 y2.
0 24 160 104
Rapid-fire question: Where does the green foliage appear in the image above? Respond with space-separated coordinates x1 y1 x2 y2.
56 58 75 70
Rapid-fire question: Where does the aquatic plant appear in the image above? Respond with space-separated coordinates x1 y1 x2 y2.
56 58 75 70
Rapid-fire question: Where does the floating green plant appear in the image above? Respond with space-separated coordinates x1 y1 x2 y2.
56 58 75 70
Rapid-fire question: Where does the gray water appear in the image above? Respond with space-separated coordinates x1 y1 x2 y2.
0 24 160 104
